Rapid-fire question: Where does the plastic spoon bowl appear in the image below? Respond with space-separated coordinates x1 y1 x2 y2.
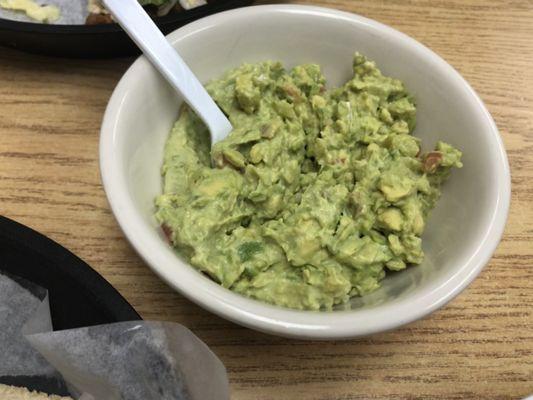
102 0 232 145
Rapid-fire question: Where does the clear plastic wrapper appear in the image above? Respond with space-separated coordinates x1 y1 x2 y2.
27 321 229 400
0 272 229 400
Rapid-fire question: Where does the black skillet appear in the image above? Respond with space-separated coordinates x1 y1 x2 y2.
0 0 254 58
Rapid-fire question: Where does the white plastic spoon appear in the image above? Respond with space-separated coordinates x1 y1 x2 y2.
102 0 232 145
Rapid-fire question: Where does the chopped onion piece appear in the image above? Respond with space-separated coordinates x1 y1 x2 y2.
179 0 207 10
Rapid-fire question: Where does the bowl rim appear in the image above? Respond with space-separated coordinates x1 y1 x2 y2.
100 4 511 339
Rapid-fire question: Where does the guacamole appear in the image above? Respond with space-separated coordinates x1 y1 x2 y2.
155 53 462 310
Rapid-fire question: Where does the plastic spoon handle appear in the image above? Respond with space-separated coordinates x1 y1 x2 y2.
102 0 232 145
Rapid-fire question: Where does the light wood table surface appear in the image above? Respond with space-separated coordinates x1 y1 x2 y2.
1 0 532 399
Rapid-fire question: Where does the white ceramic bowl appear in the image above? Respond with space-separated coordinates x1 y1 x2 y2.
100 5 510 339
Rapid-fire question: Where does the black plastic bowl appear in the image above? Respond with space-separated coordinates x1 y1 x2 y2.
0 215 141 395
0 0 253 58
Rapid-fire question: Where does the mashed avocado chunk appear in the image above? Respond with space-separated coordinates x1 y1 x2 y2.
155 53 462 311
